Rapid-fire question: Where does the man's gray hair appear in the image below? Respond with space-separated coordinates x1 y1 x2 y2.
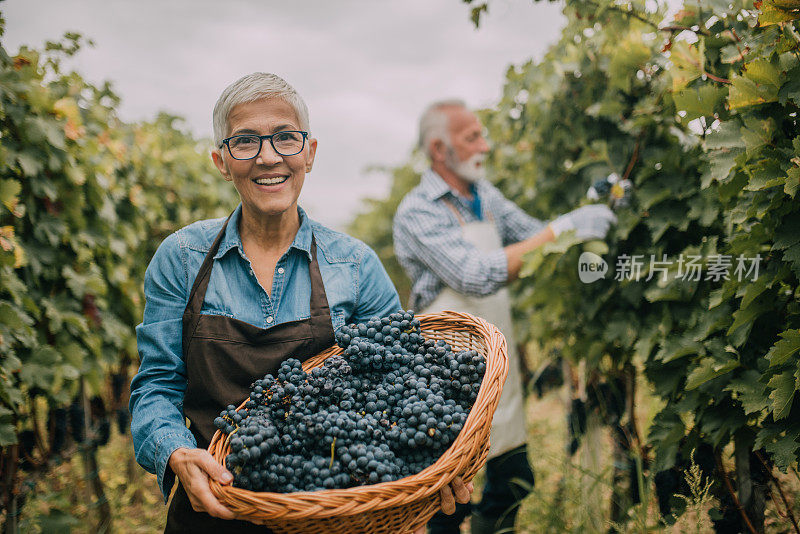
418 99 467 158
212 72 310 148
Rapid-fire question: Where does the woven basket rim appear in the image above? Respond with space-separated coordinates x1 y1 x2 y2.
207 309 508 520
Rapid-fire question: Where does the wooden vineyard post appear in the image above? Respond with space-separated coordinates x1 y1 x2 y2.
578 361 605 532
1 444 19 534
79 381 113 533
734 434 767 534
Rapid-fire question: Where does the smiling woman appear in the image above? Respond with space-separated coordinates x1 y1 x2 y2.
127 73 403 533
128 73 470 533
213 98 313 232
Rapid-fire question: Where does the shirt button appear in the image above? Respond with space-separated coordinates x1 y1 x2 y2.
266 316 274 324
277 267 285 274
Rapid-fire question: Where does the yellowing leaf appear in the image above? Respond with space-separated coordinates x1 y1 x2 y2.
52 97 81 123
0 179 21 213
744 59 782 90
769 0 800 8
64 119 85 140
670 41 705 92
728 73 778 109
608 33 652 93
758 2 800 24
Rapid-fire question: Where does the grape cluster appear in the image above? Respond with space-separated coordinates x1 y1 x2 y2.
213 310 486 493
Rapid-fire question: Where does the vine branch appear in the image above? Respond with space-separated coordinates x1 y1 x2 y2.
704 71 732 84
579 0 661 29
622 133 644 182
714 450 759 534
755 450 800 534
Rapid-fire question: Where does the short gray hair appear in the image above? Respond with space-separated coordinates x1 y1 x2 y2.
212 72 310 148
418 99 466 158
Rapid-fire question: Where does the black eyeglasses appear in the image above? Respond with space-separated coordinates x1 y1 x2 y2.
220 130 309 160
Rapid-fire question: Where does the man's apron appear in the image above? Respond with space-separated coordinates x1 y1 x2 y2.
421 205 527 459
164 213 336 533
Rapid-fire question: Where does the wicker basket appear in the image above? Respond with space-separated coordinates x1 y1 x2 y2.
207 310 508 534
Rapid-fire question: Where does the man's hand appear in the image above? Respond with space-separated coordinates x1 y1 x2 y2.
412 477 474 534
549 204 617 240
168 447 236 520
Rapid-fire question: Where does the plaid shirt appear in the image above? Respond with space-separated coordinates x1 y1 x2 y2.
393 169 546 310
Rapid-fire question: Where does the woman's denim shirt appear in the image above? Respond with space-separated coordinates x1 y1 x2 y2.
130 205 401 500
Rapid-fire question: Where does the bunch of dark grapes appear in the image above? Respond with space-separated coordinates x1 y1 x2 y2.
213 310 486 493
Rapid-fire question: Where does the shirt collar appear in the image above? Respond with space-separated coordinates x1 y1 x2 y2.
213 204 313 261
419 169 453 201
421 168 487 203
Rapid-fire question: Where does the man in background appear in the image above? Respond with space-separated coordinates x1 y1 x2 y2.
393 99 616 534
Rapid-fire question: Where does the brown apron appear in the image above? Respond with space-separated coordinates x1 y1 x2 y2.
165 214 336 533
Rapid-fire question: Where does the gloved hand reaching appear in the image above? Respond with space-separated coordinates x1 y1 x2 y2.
549 204 617 240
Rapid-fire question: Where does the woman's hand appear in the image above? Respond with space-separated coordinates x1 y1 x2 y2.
169 447 236 520
412 476 474 534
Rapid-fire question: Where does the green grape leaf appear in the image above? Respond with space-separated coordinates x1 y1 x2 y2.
741 117 776 155
686 357 740 390
745 159 785 190
673 85 726 120
0 301 33 331
34 510 80 534
727 294 772 338
702 121 746 186
739 277 769 309
773 212 800 250
656 338 706 363
755 424 800 469
768 371 797 420
726 370 770 414
778 66 800 106
782 243 800 274
15 150 43 176
648 407 686 471
0 422 16 446
767 329 800 367
765 433 800 469
786 167 800 198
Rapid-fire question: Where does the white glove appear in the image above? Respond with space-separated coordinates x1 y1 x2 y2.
549 204 617 240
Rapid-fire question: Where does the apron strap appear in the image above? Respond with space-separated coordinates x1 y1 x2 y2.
441 197 466 226
307 236 334 346
182 213 234 356
186 213 233 316
183 213 333 355
441 196 495 227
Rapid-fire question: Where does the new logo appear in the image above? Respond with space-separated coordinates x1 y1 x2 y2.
578 252 608 283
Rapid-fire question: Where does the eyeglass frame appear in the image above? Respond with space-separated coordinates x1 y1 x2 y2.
219 130 310 160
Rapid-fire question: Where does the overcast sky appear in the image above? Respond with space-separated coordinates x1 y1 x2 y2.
3 0 565 230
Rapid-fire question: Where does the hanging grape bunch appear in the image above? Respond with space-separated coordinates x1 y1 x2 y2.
586 172 632 210
213 310 486 493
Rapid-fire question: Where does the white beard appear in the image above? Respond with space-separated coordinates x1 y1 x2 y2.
447 149 486 183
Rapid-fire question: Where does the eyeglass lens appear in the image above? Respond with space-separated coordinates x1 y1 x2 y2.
228 132 305 159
